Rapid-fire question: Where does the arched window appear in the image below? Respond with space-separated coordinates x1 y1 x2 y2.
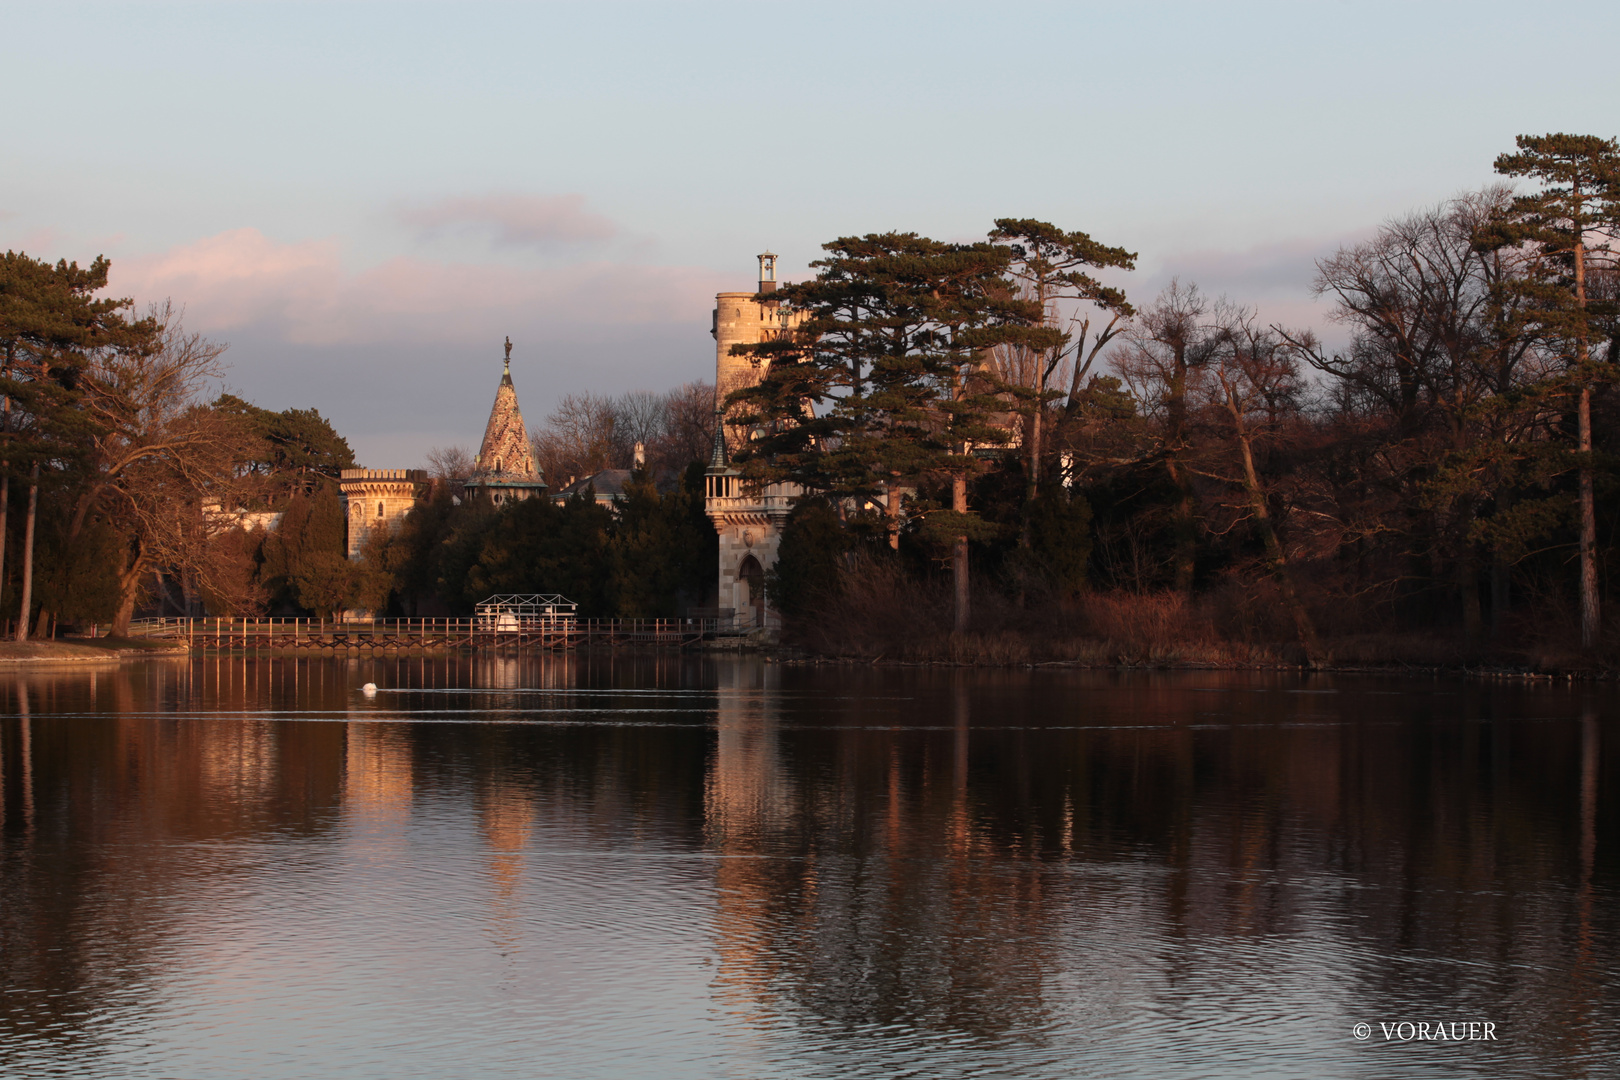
377 501 385 518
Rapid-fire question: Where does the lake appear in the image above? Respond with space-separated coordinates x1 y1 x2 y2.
1 655 1615 1078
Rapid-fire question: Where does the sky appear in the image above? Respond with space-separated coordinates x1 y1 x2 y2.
5 1 1619 466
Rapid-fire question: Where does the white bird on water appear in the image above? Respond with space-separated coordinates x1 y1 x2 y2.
361 683 378 695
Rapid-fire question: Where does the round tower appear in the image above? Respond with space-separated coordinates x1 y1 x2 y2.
712 251 799 424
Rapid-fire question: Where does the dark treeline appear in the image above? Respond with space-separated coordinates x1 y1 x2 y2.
737 135 1620 667
377 386 719 618
358 463 715 619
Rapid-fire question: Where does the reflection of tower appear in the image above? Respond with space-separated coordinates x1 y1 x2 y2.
705 659 792 843
705 659 793 1016
478 779 533 951
344 723 413 831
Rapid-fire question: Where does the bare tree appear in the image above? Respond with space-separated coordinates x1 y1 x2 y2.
65 303 257 633
1284 189 1555 641
1112 280 1217 592
615 390 667 448
658 381 717 471
1200 309 1323 663
529 382 717 489
530 392 623 488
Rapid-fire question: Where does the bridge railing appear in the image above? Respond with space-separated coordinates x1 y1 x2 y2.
120 615 743 642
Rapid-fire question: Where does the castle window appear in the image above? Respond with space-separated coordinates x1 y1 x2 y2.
377 501 385 518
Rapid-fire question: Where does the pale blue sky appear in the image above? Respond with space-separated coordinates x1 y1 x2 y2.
5 1 1617 464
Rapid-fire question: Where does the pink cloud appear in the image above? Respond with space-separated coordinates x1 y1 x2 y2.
108 227 730 346
398 193 618 248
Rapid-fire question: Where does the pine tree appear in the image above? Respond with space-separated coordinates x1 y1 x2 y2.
988 219 1135 514
0 252 157 639
729 232 1034 630
1487 134 1620 648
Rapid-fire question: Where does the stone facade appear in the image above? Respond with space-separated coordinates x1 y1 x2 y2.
463 344 547 506
712 251 808 451
705 253 806 629
339 469 429 558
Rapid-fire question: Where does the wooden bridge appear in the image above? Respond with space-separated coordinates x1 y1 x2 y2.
124 616 745 653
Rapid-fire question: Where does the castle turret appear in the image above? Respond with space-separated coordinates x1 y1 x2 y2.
463 337 548 507
711 251 800 429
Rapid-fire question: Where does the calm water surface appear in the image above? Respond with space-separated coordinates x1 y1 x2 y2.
1 655 1617 1078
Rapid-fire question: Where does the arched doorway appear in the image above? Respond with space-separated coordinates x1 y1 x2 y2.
737 554 765 628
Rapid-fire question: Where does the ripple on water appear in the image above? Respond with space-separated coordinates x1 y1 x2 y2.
0 661 1615 1079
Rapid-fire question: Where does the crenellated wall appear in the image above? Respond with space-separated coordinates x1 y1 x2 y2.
339 468 429 559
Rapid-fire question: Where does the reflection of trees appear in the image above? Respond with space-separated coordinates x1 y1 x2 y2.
705 666 1060 1040
699 668 1620 1059
0 660 349 1066
2 659 1618 1072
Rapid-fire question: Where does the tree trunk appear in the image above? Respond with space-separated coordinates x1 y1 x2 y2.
113 559 147 637
14 463 38 642
1025 396 1041 519
1227 391 1323 666
0 475 8 608
1456 554 1482 646
1490 553 1510 640
953 474 969 633
1165 461 1197 593
1579 383 1599 649
1167 347 1196 592
886 476 901 551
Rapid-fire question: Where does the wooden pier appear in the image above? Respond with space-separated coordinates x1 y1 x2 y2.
124 616 743 653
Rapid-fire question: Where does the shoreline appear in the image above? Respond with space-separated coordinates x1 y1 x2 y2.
0 639 190 665
0 638 1607 680
772 653 1609 680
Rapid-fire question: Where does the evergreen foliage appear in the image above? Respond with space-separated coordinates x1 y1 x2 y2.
767 499 852 619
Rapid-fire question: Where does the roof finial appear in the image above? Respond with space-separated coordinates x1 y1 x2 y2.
503 335 512 373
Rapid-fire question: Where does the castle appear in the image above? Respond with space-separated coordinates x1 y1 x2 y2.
339 253 803 629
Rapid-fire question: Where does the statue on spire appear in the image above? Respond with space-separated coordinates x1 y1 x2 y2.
503 335 512 370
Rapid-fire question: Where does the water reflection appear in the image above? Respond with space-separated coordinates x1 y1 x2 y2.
0 658 1616 1078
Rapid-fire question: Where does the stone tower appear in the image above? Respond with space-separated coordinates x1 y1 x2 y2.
463 337 548 506
340 468 429 558
705 255 802 630
712 252 803 446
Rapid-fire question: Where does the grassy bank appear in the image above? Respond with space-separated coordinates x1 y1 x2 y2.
779 568 1606 674
0 637 188 663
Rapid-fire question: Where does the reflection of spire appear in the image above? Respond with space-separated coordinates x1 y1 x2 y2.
479 780 533 953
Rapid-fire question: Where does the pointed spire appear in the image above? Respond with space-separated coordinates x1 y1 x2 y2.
708 408 729 469
475 341 537 482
